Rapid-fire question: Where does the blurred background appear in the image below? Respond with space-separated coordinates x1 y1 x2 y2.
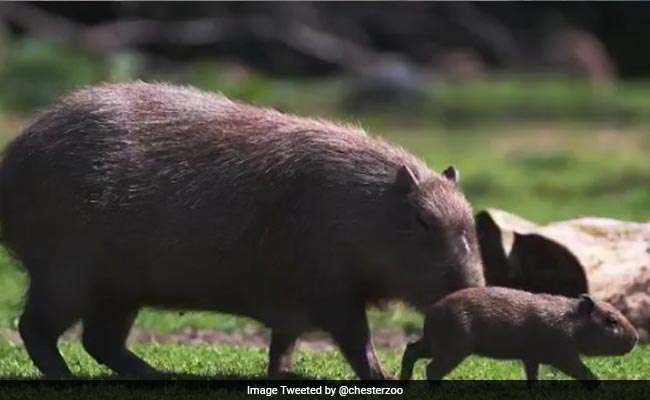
2 2 650 118
0 2 649 356
0 1 646 221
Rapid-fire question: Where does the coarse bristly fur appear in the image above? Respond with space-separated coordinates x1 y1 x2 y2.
0 81 485 380
400 287 638 386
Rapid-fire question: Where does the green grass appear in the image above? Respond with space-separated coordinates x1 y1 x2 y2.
380 122 650 223
0 342 649 380
425 78 650 124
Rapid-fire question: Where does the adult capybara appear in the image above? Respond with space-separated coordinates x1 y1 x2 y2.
400 287 638 384
0 82 485 379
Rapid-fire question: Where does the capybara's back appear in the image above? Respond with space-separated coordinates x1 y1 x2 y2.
0 82 484 379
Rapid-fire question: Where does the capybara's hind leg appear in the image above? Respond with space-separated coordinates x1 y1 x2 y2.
19 280 82 378
400 339 425 381
82 305 160 378
318 302 389 380
268 330 299 377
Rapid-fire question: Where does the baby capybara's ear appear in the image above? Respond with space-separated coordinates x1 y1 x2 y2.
578 293 595 315
442 165 459 183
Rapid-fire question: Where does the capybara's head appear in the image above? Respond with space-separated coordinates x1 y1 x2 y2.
375 165 485 310
574 294 638 356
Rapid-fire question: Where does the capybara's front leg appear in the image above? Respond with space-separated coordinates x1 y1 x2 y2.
268 330 299 377
523 359 539 381
318 302 389 380
400 339 425 381
523 359 540 388
425 344 468 382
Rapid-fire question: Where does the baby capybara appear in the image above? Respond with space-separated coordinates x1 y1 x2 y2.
0 82 485 379
400 287 638 383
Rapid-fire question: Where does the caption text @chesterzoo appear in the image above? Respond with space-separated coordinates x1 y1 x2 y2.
247 385 404 396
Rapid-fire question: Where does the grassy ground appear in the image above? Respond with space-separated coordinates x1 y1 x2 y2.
0 342 648 380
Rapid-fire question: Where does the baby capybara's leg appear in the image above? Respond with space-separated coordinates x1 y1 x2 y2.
318 301 389 380
551 355 600 389
268 330 299 377
425 342 468 381
399 339 426 381
82 303 160 378
18 277 83 378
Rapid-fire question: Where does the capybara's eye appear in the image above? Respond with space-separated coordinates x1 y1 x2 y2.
605 316 618 326
460 234 470 254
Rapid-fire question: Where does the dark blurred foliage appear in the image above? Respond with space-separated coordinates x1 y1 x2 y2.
1 1 649 79
2 1 650 119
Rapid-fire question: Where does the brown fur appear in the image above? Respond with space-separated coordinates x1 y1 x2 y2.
400 287 638 384
0 82 485 379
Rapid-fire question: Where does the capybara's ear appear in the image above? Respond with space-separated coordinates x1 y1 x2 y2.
578 293 595 315
396 165 419 194
442 165 459 183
